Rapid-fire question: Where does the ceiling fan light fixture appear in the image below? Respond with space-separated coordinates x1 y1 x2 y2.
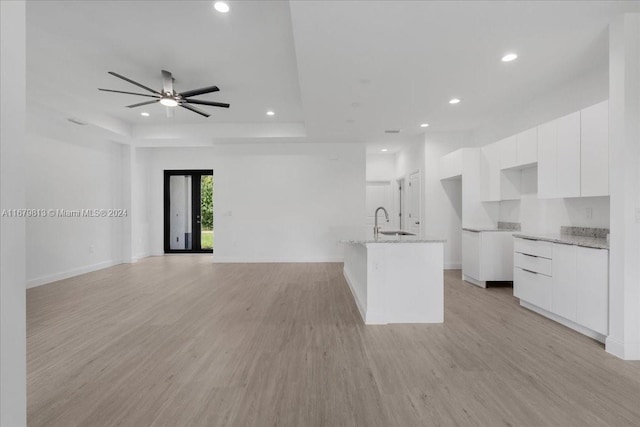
160 97 179 107
214 1 230 13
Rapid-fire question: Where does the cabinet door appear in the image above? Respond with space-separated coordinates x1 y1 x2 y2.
576 247 609 335
556 111 581 198
462 230 481 280
537 120 557 199
500 135 518 170
517 127 537 166
581 101 609 197
480 143 500 202
551 243 577 322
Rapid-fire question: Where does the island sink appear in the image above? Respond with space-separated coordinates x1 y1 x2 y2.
379 230 416 236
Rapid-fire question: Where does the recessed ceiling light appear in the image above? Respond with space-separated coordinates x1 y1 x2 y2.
420 123 429 128
381 148 388 152
266 110 275 116
140 112 150 117
213 1 230 13
449 98 461 104
501 53 518 62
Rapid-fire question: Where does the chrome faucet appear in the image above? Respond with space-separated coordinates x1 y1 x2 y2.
374 206 389 238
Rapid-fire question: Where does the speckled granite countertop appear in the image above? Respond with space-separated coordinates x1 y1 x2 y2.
463 228 518 233
463 222 521 233
340 232 446 245
513 233 609 250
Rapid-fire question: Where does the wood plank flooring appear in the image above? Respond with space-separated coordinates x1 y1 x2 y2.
27 256 640 426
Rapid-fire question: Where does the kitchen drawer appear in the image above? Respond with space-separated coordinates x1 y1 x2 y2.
514 267 552 311
514 238 552 259
514 252 552 276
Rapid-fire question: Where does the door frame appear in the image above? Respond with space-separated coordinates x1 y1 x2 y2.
163 169 214 254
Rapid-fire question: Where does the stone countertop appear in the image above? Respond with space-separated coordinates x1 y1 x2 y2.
463 228 518 233
513 233 609 250
340 231 446 245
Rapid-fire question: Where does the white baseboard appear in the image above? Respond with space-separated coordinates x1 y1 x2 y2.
444 263 461 270
520 300 606 344
342 266 366 323
27 259 120 289
462 274 486 288
212 256 344 263
606 336 640 360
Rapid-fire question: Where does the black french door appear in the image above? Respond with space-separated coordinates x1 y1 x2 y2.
163 170 213 253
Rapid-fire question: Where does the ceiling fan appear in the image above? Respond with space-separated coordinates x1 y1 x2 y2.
99 70 230 118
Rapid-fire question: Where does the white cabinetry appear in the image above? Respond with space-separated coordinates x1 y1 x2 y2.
513 237 609 341
439 149 463 180
516 127 538 166
480 143 500 202
537 101 609 199
576 247 609 335
580 101 609 197
551 244 577 321
537 120 558 198
556 111 581 198
499 136 518 170
462 230 514 287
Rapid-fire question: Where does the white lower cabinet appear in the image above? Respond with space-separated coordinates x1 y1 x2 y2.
514 238 609 340
576 247 609 335
551 244 577 322
463 230 514 287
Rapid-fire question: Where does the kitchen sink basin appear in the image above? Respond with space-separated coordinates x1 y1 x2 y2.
379 230 416 236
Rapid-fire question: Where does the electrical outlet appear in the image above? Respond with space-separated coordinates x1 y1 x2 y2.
585 207 593 220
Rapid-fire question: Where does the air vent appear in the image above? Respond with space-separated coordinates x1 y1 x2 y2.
384 129 400 134
67 118 87 126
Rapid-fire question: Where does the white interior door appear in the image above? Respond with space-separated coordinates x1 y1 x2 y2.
408 171 421 234
365 181 395 228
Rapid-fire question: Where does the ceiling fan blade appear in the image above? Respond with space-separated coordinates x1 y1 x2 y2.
166 106 175 118
180 103 210 118
99 88 159 98
185 99 230 108
180 85 219 98
108 71 160 95
161 70 174 95
126 100 159 108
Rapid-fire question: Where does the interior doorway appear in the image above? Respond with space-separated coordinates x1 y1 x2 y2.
408 170 421 235
163 170 214 253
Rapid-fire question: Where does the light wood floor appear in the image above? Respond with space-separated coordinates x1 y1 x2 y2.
28 257 640 427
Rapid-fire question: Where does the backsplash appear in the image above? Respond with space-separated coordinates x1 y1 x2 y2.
560 226 609 239
497 221 521 231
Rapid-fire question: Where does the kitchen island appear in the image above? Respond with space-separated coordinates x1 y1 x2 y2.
341 233 445 325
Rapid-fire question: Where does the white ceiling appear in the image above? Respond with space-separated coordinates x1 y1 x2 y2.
26 0 640 147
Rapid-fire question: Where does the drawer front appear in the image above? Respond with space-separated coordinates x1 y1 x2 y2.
514 238 552 259
514 267 551 311
514 252 552 276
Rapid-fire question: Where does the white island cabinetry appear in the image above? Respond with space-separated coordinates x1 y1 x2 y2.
342 235 444 325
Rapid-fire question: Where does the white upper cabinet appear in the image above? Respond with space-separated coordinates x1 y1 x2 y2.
499 135 518 169
537 120 558 198
537 102 609 199
439 149 463 180
480 143 501 202
580 100 609 197
516 127 537 166
556 111 581 198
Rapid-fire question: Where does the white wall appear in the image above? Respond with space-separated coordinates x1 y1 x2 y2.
392 133 473 269
499 168 610 234
133 148 150 259
473 64 609 146
25 133 125 287
366 153 398 229
0 1 27 425
139 143 365 262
